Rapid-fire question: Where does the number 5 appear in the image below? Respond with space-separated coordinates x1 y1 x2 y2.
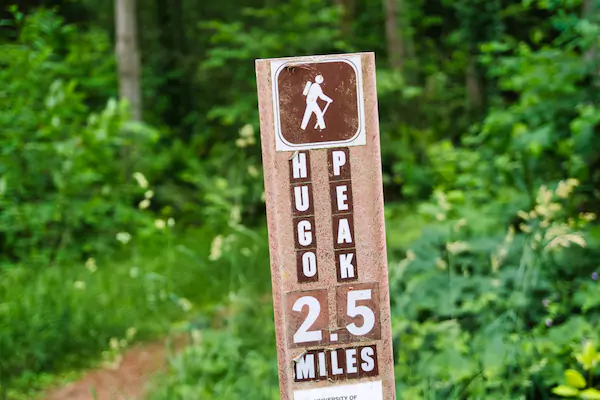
346 289 375 336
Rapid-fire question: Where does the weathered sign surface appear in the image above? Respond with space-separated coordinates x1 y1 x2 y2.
255 52 396 400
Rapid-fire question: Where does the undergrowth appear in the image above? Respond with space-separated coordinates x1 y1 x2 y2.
0 226 271 398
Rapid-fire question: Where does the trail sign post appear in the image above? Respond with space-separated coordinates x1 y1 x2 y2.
255 52 396 400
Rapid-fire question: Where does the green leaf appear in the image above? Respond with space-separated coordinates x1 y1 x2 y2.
565 369 587 389
552 385 580 397
581 388 600 400
576 341 599 370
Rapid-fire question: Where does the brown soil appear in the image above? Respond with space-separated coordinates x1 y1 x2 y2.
44 335 189 400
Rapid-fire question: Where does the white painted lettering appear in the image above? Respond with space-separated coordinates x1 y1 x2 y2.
332 151 347 176
292 153 308 179
339 253 355 279
295 353 316 380
318 352 327 377
294 185 310 212
346 348 358 374
337 218 353 244
298 220 313 246
331 351 343 375
360 347 375 372
302 251 317 277
335 185 349 211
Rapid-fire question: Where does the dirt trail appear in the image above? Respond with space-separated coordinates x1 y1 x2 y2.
45 335 188 400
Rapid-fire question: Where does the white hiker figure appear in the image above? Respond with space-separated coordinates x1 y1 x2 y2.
301 74 333 130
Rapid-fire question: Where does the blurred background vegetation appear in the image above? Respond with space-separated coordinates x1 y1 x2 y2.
0 0 599 399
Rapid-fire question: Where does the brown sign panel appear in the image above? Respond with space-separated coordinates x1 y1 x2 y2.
293 215 317 250
291 184 315 217
327 148 352 181
293 345 380 383
296 250 319 283
269 55 366 152
276 62 359 145
256 53 395 400
289 151 312 183
285 289 329 348
335 249 359 282
332 214 356 250
336 282 382 342
330 182 354 215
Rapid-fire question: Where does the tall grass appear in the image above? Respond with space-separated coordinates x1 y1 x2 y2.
0 225 271 398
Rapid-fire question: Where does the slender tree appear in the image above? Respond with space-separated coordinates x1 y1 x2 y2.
466 54 483 111
336 0 355 38
383 0 405 72
115 0 142 121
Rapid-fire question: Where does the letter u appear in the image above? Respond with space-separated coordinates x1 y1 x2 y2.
294 185 310 212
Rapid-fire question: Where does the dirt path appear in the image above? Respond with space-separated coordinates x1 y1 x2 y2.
45 335 188 400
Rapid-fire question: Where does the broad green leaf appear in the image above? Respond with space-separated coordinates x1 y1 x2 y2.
552 385 580 397
565 369 587 389
581 388 600 400
576 341 599 370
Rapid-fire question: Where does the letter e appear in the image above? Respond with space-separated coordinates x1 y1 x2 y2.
335 185 349 211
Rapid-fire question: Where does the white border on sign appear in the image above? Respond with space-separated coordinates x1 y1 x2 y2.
271 55 366 152
293 380 383 400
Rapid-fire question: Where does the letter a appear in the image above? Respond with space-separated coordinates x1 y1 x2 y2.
337 218 353 245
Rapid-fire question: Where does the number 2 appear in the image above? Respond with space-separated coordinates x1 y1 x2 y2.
288 285 379 347
292 296 322 343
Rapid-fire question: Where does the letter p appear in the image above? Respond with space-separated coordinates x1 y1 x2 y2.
332 151 346 176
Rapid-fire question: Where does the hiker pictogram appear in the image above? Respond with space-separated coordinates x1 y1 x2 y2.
301 75 333 131
270 56 365 150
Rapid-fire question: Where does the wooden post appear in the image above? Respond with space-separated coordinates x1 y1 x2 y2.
255 53 396 400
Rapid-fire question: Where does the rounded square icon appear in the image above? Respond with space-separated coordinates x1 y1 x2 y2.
270 55 366 152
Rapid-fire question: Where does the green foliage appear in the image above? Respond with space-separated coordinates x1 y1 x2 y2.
2 0 600 399
385 4 600 395
149 293 279 400
0 225 272 396
389 179 599 399
0 9 159 265
200 0 346 127
552 342 600 398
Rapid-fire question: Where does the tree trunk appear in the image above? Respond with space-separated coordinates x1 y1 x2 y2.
115 0 142 121
336 0 355 38
155 0 193 134
383 0 404 72
466 53 483 111
399 0 418 82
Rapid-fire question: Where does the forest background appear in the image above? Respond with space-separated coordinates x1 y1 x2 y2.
1 0 600 399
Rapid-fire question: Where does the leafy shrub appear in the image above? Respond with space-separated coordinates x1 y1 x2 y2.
149 291 279 400
0 244 182 394
389 176 599 399
552 341 600 399
0 224 272 396
0 9 159 265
